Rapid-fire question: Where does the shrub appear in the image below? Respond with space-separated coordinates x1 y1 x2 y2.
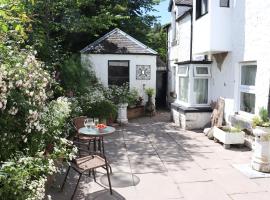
127 88 140 107
259 107 269 122
106 83 131 104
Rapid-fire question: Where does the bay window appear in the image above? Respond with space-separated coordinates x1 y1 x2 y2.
239 63 257 114
177 64 211 106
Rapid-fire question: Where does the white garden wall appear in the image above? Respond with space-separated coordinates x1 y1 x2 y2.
81 54 157 104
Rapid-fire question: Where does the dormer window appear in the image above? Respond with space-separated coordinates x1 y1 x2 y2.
196 0 208 19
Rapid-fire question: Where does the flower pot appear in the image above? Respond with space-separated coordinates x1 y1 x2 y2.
145 95 155 116
117 103 128 124
252 128 270 172
213 126 245 149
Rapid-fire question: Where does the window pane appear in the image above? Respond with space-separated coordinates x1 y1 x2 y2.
178 66 188 75
108 61 129 86
241 65 257 86
194 79 208 104
179 77 189 102
220 0 229 7
201 0 208 14
196 67 208 74
240 92 255 114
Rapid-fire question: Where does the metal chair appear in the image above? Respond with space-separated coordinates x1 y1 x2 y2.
72 116 97 152
60 150 113 200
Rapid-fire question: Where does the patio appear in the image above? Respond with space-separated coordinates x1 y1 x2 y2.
48 111 270 200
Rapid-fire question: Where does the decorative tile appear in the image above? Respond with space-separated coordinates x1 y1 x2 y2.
136 65 151 80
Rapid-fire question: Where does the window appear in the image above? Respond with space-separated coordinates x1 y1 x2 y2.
239 63 257 114
194 79 208 104
220 0 230 7
196 0 208 19
178 66 189 76
108 60 129 86
177 64 211 106
193 66 211 77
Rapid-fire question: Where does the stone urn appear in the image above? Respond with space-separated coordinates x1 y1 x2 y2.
117 103 128 125
251 128 270 172
145 95 155 116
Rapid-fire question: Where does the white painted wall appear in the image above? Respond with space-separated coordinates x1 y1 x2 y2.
168 0 270 123
193 0 232 54
209 0 270 120
81 54 157 104
167 2 192 104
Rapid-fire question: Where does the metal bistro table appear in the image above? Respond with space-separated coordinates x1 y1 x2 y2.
78 126 115 172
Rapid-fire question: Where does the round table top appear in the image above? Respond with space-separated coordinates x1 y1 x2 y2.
78 126 116 137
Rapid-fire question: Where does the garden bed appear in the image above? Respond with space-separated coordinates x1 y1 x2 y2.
127 106 144 119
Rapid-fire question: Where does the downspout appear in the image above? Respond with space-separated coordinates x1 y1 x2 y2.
190 8 193 61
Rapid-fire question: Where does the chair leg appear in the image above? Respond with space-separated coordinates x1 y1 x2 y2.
105 164 113 195
71 173 82 200
60 166 70 191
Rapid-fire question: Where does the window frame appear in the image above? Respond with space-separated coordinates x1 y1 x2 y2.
108 60 130 86
178 65 189 77
196 0 208 20
238 62 257 116
193 65 211 77
176 64 211 107
220 0 230 8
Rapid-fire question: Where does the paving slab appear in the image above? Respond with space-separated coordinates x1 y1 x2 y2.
48 111 270 200
178 181 231 200
207 168 266 194
230 192 270 200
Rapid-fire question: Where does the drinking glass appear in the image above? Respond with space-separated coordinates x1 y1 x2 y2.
84 118 94 129
94 118 99 126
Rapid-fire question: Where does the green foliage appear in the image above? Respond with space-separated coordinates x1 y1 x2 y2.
0 155 56 200
127 88 140 106
221 126 242 133
259 107 269 122
146 23 167 61
252 107 270 127
59 54 100 95
107 83 131 104
87 100 117 121
145 87 155 97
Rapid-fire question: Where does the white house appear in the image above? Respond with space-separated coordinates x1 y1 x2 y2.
166 0 270 129
80 28 158 104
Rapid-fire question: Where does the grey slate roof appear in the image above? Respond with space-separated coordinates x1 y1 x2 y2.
168 0 193 11
80 28 157 55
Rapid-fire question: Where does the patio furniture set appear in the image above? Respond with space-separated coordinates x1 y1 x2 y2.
60 116 115 199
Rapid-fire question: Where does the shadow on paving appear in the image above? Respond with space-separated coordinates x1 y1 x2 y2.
47 111 253 199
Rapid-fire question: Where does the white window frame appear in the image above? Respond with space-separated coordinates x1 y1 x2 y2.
176 66 190 107
176 64 211 107
178 65 189 77
193 65 211 77
238 62 257 117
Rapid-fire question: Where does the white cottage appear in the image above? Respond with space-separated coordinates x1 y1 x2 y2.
167 0 270 129
81 28 158 104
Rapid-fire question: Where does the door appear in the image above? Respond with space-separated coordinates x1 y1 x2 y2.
156 71 167 108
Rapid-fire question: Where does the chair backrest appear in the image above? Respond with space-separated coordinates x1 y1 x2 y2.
72 116 87 130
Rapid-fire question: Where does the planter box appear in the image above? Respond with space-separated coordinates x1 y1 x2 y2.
127 106 144 119
213 126 245 149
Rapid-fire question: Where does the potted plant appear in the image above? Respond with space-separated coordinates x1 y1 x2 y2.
213 125 245 149
145 88 156 116
252 107 270 131
108 83 130 124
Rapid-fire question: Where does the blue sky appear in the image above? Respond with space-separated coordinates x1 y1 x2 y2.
150 0 171 25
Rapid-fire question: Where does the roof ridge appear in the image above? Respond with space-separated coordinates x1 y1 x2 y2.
80 28 157 55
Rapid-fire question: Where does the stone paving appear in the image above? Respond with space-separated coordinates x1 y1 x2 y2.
48 111 270 200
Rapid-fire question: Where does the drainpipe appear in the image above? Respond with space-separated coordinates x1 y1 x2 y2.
189 8 193 62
